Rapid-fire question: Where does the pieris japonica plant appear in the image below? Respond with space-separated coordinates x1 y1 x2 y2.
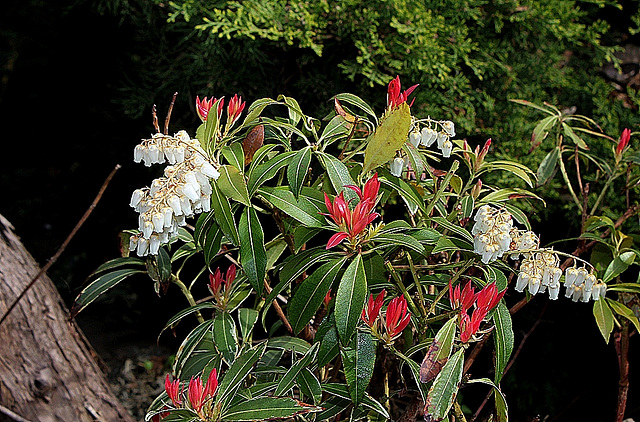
73 78 622 422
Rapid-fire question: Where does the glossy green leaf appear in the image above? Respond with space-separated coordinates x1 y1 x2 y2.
319 114 351 145
158 302 215 342
485 160 535 188
378 172 426 213
425 349 465 421
222 142 245 171
90 256 144 275
216 342 267 410
371 232 425 255
274 343 319 396
602 251 635 283
241 98 279 127
196 98 222 150
203 221 223 266
341 331 376 405
221 396 321 421
493 302 514 384
173 320 215 377
238 308 259 343
321 383 390 420
316 318 340 367
607 283 640 294
531 115 558 147
593 298 615 343
247 151 296 196
479 188 544 205
248 144 278 174
318 152 359 204
607 299 640 333
267 336 311 355
211 181 240 246
363 103 412 174
287 146 312 198
334 93 377 120
258 186 325 227
460 196 475 219
71 268 145 317
402 142 426 176
536 147 559 186
563 122 589 150
288 258 347 334
239 207 267 296
335 254 367 344
213 311 239 364
297 368 322 405
217 165 251 206
431 216 474 243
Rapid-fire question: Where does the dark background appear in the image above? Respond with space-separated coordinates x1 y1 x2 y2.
1 1 639 421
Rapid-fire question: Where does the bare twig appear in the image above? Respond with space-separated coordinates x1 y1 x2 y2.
0 404 35 422
615 321 630 422
0 164 121 327
263 278 293 334
164 92 178 135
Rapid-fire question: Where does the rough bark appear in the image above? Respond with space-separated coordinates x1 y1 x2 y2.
0 214 133 422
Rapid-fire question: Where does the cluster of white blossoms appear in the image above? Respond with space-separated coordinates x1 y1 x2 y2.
515 252 562 300
389 120 456 177
472 204 607 302
564 266 607 302
128 130 220 256
472 205 514 264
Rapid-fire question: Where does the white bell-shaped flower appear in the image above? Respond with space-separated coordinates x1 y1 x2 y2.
409 130 421 148
390 157 405 177
441 140 453 158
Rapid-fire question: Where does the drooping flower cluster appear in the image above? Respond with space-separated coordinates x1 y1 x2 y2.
449 280 505 343
472 205 514 264
564 266 607 302
390 119 457 177
163 368 218 417
129 130 220 256
324 173 380 249
514 251 562 300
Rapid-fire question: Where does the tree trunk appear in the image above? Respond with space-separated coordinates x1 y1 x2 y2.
0 214 134 422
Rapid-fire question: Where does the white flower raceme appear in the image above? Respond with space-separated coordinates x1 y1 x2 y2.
129 130 220 256
564 266 606 302
509 229 540 260
472 205 513 264
514 251 562 300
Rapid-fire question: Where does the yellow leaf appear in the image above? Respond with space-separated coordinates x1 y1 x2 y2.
363 103 412 174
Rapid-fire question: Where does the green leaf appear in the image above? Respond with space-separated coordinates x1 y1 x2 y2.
158 302 216 342
239 207 267 296
341 331 376 405
603 251 635 282
287 146 312 198
222 142 245 171
197 98 222 149
173 320 215 377
71 268 145 317
484 160 535 188
335 254 367 344
363 103 412 174
297 368 322 405
425 349 465 421
536 147 559 186
466 378 508 422
402 142 426 176
493 302 514 384
90 256 144 275
217 165 251 206
563 122 589 150
479 188 545 205
238 308 259 343
431 216 474 243
203 221 223 266
211 181 240 246
319 115 351 145
216 342 267 410
593 298 615 343
607 299 640 333
267 336 311 354
213 311 239 364
247 151 296 196
460 196 475 219
509 99 556 116
334 93 377 120
288 258 347 334
371 232 425 255
607 283 640 294
378 172 426 213
531 115 558 147
259 187 325 227
248 144 278 174
221 396 321 421
433 317 457 361
241 98 279 127
274 343 319 396
321 383 390 420
318 152 359 204
316 317 340 367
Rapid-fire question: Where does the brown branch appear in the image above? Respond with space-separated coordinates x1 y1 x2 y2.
0 164 121 327
614 321 630 422
263 278 293 334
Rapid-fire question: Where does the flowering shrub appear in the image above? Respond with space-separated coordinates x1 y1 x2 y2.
73 77 638 421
